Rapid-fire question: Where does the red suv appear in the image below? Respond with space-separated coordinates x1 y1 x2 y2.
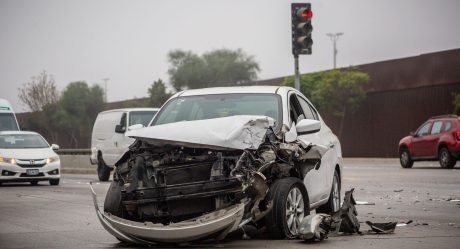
399 115 460 169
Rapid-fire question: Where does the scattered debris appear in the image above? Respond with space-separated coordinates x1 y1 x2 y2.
449 199 460 202
355 201 375 205
396 220 413 227
366 221 397 234
448 223 455 226
393 189 404 193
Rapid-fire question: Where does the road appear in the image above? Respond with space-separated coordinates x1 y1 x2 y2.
1 161 459 249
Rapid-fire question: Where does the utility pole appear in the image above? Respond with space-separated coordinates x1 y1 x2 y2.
101 78 110 103
326 32 344 69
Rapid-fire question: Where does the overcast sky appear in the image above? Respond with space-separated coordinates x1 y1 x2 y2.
1 0 460 112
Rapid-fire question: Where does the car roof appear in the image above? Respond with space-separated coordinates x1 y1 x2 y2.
178 86 288 97
0 131 39 136
429 114 459 120
100 108 160 114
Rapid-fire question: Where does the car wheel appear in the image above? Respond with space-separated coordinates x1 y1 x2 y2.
439 147 456 169
399 148 414 168
316 170 341 214
265 177 309 239
30 180 38 186
97 154 112 181
49 179 60 186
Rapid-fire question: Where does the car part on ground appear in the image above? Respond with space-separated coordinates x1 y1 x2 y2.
92 115 331 245
97 155 111 181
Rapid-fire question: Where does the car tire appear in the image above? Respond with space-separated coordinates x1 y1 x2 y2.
439 147 456 169
399 148 414 168
49 179 60 186
316 170 341 214
265 177 309 239
97 154 112 181
30 180 38 186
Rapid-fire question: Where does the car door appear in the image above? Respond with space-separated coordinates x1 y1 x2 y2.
412 122 432 157
288 92 330 204
427 121 443 157
107 112 127 165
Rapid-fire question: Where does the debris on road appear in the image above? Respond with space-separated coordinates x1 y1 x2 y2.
396 220 413 227
393 189 404 192
366 221 397 234
355 201 375 205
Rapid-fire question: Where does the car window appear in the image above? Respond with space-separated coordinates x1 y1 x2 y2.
0 113 19 131
416 122 431 136
119 113 127 129
129 111 157 127
0 134 49 149
296 95 318 120
289 94 303 124
443 121 452 132
430 121 443 135
154 94 281 126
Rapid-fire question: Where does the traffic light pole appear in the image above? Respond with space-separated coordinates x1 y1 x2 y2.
294 55 300 90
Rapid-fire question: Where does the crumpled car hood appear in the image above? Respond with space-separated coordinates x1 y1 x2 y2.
125 115 276 150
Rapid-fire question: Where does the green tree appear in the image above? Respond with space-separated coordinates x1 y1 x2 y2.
58 82 104 147
148 79 172 107
284 68 369 138
167 48 260 91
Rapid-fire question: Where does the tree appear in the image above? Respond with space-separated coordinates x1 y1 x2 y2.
18 71 60 112
167 48 260 91
284 68 369 138
17 71 61 142
58 82 104 147
148 79 172 107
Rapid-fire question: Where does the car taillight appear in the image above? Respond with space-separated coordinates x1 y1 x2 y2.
454 131 460 140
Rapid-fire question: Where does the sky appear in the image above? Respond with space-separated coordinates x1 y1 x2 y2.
1 0 460 112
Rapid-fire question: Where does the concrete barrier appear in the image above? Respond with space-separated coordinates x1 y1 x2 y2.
59 154 96 174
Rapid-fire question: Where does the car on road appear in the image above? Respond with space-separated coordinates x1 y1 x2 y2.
0 131 60 185
93 86 343 244
399 114 460 168
90 108 159 181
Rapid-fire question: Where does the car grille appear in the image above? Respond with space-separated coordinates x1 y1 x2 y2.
17 163 46 168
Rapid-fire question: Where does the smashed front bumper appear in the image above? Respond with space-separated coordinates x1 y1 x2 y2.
90 183 244 244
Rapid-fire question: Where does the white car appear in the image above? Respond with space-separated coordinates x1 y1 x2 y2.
93 86 342 244
90 108 159 181
0 131 60 185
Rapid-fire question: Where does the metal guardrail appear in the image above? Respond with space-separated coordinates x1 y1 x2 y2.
56 148 91 155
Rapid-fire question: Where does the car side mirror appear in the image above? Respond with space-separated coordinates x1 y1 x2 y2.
115 124 126 133
51 144 59 151
410 131 416 137
296 119 321 134
127 124 144 131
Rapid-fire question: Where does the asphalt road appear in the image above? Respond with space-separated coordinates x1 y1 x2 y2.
1 161 459 249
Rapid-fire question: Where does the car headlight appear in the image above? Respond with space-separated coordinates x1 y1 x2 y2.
0 157 17 165
46 157 60 164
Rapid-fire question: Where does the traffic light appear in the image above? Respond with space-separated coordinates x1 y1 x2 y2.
291 3 313 55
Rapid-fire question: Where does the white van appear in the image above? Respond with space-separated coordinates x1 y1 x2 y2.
90 108 159 181
0 98 20 131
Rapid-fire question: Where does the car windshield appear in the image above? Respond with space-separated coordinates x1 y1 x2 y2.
129 111 157 126
153 94 280 126
0 113 19 131
0 134 49 149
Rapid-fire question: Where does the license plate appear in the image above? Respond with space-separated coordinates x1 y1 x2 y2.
26 169 39 176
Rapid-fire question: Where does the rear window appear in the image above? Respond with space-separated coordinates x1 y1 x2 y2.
443 121 452 132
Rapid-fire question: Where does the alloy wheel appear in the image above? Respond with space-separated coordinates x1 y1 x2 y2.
285 186 305 235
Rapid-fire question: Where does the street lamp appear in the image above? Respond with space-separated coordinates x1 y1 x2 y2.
326 32 344 69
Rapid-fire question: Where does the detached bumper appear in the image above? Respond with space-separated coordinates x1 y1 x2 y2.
90 183 245 245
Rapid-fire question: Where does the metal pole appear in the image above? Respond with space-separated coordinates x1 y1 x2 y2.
294 55 300 90
326 33 344 69
101 78 109 103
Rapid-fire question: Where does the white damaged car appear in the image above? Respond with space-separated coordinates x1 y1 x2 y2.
91 86 343 244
